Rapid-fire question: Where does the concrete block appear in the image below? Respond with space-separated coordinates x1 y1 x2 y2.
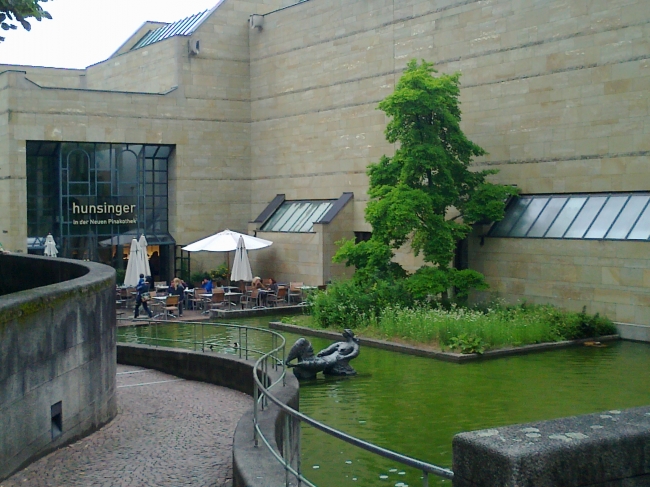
453 406 650 487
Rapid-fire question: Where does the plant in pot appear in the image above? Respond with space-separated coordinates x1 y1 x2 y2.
190 271 208 288
210 263 229 287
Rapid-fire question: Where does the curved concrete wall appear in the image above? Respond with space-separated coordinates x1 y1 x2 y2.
0 254 117 481
116 343 300 487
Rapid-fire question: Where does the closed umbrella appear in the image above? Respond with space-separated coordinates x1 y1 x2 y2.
124 238 146 287
230 236 253 282
43 234 58 257
138 234 151 277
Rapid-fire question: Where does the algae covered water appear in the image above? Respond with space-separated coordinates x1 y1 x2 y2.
118 319 650 487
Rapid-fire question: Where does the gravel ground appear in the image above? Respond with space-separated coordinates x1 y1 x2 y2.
1 365 251 487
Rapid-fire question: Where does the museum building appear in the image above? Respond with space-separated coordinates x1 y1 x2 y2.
1 0 649 326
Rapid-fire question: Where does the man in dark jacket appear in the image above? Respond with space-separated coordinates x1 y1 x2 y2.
134 274 153 319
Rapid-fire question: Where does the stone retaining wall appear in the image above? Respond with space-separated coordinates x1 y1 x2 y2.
0 254 117 481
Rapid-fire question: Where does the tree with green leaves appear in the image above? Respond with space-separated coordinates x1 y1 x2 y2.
335 59 518 301
0 0 51 42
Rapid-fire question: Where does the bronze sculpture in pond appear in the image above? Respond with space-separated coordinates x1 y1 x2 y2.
285 329 360 380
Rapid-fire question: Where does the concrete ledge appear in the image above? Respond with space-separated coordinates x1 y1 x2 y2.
269 322 620 363
116 343 300 487
210 304 308 319
616 322 650 343
452 405 650 487
0 254 117 482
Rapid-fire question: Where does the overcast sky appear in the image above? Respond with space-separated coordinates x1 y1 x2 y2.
0 0 219 69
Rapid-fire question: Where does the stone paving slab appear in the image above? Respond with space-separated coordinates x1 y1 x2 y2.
1 365 251 487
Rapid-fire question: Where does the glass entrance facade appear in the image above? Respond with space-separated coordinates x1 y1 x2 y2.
26 141 175 280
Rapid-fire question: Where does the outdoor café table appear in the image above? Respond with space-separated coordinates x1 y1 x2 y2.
183 288 196 309
200 294 213 314
224 292 242 310
151 295 168 319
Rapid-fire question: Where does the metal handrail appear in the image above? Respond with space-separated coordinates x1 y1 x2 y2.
253 351 454 487
117 318 454 486
116 317 286 363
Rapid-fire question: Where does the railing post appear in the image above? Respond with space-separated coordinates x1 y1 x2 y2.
284 413 290 487
423 470 428 487
253 377 259 446
201 323 204 352
239 327 243 359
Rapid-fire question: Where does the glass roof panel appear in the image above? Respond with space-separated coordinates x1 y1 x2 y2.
584 196 627 239
606 196 650 239
261 200 335 233
489 198 531 236
545 197 587 238
564 197 607 238
491 193 650 241
527 197 567 237
627 204 650 240
509 198 549 237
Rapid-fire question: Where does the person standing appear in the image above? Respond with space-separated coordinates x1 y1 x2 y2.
134 273 153 319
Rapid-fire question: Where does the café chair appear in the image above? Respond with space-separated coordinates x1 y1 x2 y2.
267 287 287 307
163 295 180 320
209 289 226 311
288 282 303 304
190 288 208 311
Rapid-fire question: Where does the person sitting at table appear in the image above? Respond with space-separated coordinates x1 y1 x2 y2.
201 277 213 293
251 276 269 305
168 277 185 317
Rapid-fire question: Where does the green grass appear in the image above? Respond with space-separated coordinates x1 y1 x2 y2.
283 303 617 354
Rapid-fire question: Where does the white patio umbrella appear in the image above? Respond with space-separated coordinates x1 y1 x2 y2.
43 234 58 257
230 236 253 282
124 238 146 287
182 229 272 252
138 234 152 277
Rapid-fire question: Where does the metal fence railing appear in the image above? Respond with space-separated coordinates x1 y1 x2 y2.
117 318 454 486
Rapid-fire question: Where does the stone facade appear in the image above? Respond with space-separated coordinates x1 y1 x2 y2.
1 0 648 322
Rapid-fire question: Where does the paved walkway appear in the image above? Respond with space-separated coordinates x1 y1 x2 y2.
1 366 251 487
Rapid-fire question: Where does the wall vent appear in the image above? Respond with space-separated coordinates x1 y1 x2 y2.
51 401 62 440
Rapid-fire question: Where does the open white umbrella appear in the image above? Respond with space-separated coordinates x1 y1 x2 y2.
43 234 58 257
138 234 152 277
230 236 253 282
182 229 272 252
124 238 146 287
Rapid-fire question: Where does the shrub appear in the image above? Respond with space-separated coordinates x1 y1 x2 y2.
115 268 126 285
309 278 414 329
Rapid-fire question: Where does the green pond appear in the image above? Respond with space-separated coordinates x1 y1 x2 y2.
118 318 650 487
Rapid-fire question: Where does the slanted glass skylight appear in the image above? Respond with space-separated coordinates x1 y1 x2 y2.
261 200 334 233
489 194 650 241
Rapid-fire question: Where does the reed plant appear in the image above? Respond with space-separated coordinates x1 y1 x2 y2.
374 303 616 353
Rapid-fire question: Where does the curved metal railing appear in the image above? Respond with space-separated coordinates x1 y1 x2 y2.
117 318 453 486
116 318 286 362
253 346 454 487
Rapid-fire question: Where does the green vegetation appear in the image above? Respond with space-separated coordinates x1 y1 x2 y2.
209 263 229 283
334 59 517 300
115 268 126 286
307 294 616 353
1 0 51 42
303 60 616 354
